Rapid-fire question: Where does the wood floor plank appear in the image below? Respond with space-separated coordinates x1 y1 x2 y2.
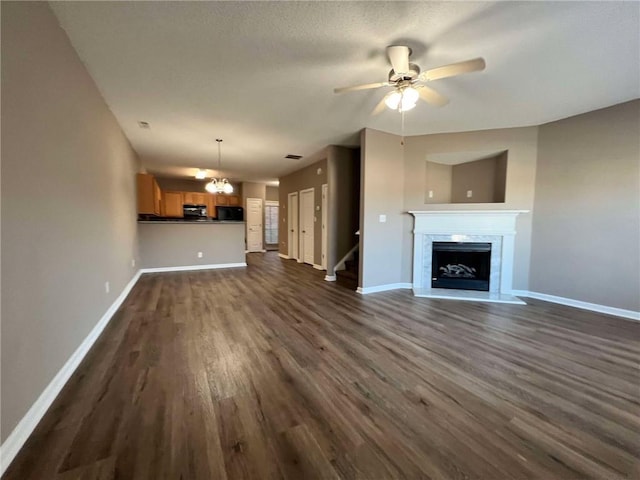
4 252 639 479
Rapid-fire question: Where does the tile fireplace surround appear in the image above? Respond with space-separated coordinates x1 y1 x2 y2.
409 210 528 304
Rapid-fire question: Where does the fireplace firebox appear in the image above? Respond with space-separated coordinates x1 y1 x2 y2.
431 242 491 291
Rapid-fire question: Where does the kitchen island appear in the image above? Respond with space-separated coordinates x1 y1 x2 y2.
138 220 246 271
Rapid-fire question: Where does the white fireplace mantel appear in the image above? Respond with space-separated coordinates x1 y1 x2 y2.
409 210 528 304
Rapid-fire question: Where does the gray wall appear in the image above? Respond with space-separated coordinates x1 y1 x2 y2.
279 154 328 264
359 129 405 288
403 127 538 289
530 100 640 311
1 2 139 441
139 223 246 268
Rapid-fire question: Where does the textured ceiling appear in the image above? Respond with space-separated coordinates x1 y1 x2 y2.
50 1 640 183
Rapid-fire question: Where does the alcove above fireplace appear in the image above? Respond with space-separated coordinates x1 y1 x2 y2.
409 210 528 304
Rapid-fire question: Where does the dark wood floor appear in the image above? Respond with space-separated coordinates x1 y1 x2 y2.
5 252 640 479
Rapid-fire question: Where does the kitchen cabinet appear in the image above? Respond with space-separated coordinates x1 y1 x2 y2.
137 173 162 215
184 192 208 205
162 191 184 217
228 195 240 206
215 195 229 206
206 194 217 218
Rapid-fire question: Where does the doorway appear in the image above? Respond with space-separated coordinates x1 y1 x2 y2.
300 188 314 265
246 198 263 252
287 192 299 259
321 184 328 270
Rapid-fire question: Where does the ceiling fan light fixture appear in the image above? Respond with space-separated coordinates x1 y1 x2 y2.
385 86 419 112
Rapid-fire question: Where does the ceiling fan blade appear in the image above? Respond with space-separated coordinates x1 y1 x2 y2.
371 96 388 116
387 45 411 75
416 85 449 107
334 82 389 94
420 57 486 82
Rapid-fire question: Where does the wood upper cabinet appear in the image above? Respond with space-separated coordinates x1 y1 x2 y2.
227 195 240 206
137 173 161 215
162 191 184 217
215 195 229 206
206 194 217 218
183 192 208 205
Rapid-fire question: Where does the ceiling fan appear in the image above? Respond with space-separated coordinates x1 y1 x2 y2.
334 45 486 114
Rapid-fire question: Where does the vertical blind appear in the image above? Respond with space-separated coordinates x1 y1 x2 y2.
265 204 279 244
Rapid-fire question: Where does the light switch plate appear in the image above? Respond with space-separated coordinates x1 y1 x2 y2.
379 214 387 223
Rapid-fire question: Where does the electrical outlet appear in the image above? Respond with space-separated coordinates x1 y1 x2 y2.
428 190 434 199
105 281 110 294
131 259 136 268
467 190 473 198
197 251 203 258
379 214 387 223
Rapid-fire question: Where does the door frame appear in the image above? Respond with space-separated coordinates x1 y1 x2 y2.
246 197 264 253
299 187 315 265
287 192 299 260
321 184 328 270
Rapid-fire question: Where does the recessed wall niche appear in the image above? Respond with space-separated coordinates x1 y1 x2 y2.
425 150 508 204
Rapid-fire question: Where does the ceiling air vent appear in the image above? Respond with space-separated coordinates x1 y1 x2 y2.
285 154 303 160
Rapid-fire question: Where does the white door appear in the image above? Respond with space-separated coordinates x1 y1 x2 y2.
288 192 299 259
300 188 315 265
246 198 263 252
321 184 328 270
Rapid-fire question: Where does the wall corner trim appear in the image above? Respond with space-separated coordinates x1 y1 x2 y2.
510 290 640 321
357 283 413 295
313 264 325 271
278 253 290 260
0 270 143 476
324 275 337 281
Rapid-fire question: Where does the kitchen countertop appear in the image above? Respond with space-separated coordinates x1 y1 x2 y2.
138 219 245 224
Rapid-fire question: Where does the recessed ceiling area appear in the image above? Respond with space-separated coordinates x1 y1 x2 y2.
49 1 640 183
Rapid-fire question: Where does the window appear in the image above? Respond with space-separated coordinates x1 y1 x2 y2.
265 202 279 244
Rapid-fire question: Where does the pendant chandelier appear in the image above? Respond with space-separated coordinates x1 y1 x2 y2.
205 138 233 194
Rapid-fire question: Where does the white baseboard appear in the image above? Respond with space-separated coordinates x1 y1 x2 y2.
324 275 336 281
313 264 326 271
357 283 412 295
296 259 303 263
139 262 247 273
511 290 640 321
0 270 143 476
278 253 290 259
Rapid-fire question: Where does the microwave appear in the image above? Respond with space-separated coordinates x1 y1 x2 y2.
217 206 243 221
183 204 207 219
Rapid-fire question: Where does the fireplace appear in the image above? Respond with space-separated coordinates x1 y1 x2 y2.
432 242 491 291
409 210 528 304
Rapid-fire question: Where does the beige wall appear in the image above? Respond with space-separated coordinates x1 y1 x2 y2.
425 162 453 203
360 129 405 288
156 177 241 197
1 2 139 441
265 186 279 202
402 127 538 288
451 156 501 203
530 100 640 311
279 154 328 264
139 223 245 268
